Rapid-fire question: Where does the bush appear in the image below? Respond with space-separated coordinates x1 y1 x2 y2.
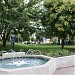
51 37 58 44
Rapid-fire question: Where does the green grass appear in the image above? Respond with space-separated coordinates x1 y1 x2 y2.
0 42 75 57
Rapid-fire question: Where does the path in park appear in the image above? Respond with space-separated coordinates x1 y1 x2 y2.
53 66 75 75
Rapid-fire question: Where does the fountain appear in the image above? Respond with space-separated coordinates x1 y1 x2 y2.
8 49 26 68
0 49 49 69
25 49 42 55
25 49 43 65
25 49 35 55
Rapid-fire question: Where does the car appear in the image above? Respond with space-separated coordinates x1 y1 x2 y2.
22 41 28 44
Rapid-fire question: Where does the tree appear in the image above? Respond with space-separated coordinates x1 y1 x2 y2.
0 0 27 47
0 0 42 47
35 27 45 41
26 0 48 42
42 0 75 48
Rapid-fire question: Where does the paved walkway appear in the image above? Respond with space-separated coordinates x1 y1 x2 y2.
53 66 75 75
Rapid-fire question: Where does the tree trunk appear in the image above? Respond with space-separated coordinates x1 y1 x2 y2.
2 31 9 47
61 38 65 48
3 39 6 47
2 32 6 47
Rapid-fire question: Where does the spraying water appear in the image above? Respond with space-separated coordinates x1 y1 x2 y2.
0 49 48 69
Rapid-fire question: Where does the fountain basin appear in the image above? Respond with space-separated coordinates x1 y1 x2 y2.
1 52 75 75
0 57 48 69
0 52 51 75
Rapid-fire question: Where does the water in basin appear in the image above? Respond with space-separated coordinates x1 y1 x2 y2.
0 57 48 69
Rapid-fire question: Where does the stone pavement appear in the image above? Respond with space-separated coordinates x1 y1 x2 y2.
53 66 75 75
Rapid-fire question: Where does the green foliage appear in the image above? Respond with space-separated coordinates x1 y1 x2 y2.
0 43 75 57
31 37 35 41
43 0 75 38
36 29 45 41
51 37 58 44
43 49 71 57
0 0 28 47
0 0 44 46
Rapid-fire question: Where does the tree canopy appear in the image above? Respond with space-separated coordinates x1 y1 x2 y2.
0 0 75 48
0 0 43 47
42 0 75 47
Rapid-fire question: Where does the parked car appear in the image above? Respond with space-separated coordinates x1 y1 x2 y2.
22 41 28 44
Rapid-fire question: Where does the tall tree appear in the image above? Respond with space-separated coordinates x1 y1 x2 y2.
0 0 45 47
42 0 75 48
0 0 26 47
0 0 34 47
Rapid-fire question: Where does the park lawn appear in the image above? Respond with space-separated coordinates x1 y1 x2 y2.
0 42 75 50
0 42 75 57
